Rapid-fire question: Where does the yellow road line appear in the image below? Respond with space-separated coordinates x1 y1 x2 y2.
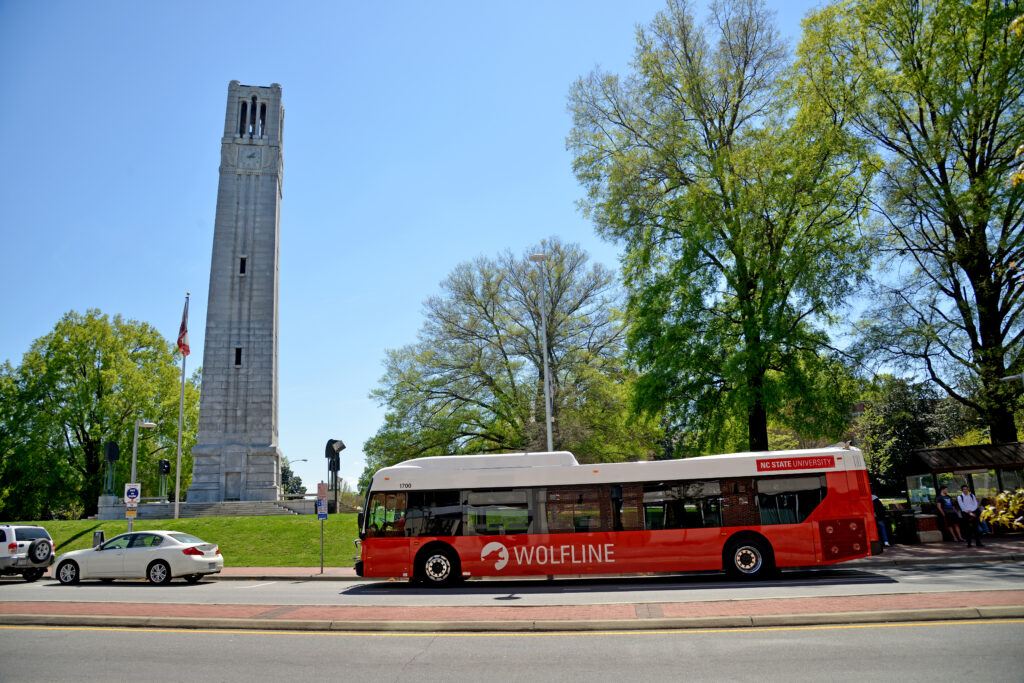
2 620 1023 638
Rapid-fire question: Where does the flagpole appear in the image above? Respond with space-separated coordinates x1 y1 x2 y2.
175 293 190 520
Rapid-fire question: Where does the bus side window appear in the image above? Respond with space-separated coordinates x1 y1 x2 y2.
546 486 608 533
611 485 644 531
405 490 463 537
427 491 462 536
643 483 682 530
757 475 827 525
643 481 721 530
466 490 531 536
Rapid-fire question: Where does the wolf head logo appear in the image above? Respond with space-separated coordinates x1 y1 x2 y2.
480 542 509 571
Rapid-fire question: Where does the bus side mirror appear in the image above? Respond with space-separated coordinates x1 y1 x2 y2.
357 512 364 528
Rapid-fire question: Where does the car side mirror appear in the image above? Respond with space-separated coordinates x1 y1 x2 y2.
357 512 364 528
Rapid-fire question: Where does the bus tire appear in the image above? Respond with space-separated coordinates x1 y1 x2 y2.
724 535 775 580
416 544 461 588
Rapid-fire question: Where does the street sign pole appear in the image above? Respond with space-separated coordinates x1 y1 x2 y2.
317 482 328 574
125 483 141 532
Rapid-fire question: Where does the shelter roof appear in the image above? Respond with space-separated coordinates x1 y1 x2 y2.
913 443 1024 473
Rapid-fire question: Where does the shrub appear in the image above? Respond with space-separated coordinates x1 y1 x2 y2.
981 489 1024 531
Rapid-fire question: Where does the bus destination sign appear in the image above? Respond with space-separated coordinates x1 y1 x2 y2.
756 455 835 472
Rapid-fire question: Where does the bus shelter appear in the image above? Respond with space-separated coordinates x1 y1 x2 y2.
893 443 1024 543
906 442 1024 506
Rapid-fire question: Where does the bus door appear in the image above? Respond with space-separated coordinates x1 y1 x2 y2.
364 492 411 577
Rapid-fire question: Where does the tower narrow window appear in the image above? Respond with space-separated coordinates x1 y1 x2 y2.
239 256 247 275
249 96 257 137
238 101 248 136
259 103 267 138
234 347 243 367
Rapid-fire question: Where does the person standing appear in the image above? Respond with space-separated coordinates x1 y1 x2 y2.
936 486 964 542
957 485 984 547
872 495 891 548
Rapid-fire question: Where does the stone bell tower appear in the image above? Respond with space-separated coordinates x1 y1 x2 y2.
188 81 284 502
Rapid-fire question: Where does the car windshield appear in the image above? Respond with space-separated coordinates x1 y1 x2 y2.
168 532 205 544
15 528 49 541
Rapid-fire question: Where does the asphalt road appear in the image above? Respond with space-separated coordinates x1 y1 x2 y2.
4 563 1023 607
1 620 1021 682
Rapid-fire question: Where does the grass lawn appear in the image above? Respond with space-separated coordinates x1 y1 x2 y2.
25 514 360 567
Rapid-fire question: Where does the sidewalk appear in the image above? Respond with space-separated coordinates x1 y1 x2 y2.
2 535 1021 632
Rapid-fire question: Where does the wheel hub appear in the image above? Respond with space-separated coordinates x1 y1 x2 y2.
734 546 762 573
425 554 451 581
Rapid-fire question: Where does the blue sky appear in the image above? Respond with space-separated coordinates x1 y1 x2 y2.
0 1 822 492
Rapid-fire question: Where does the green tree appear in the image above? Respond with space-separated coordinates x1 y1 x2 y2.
854 375 979 493
800 0 1024 443
360 239 662 488
568 0 874 453
0 310 200 519
281 457 306 496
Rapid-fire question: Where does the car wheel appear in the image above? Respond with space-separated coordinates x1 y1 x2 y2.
23 568 44 582
417 546 461 587
184 574 202 584
57 561 80 585
28 538 53 564
724 537 774 580
147 561 172 585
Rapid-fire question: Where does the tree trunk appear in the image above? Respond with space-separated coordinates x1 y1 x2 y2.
747 370 769 452
972 268 1019 445
748 401 769 452
983 374 1019 444
82 440 101 518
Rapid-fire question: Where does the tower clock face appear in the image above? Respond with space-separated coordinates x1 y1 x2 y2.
239 147 261 168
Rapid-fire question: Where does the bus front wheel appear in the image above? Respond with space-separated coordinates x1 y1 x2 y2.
724 536 775 580
417 546 461 587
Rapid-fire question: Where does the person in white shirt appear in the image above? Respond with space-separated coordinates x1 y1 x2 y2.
957 485 984 548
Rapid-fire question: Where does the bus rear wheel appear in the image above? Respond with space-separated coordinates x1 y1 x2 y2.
724 537 774 580
417 546 461 587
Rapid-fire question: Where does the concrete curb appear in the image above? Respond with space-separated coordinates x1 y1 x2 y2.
2 606 1022 632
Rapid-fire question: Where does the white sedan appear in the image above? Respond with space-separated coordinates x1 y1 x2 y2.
55 530 223 585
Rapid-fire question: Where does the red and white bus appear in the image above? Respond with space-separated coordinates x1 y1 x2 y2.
355 446 877 585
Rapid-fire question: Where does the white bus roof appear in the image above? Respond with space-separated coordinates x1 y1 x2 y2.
369 447 865 492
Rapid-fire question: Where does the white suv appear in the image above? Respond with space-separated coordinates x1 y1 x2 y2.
0 525 55 582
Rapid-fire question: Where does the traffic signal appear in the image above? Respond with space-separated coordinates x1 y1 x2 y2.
104 441 120 462
159 459 171 475
325 439 345 473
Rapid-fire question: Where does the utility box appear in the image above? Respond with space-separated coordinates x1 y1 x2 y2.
891 510 919 544
93 530 105 547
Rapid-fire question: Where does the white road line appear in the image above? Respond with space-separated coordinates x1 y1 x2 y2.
236 581 278 589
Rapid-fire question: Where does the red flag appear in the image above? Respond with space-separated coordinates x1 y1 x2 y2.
177 297 190 356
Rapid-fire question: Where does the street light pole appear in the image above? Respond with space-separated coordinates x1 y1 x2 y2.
129 419 156 532
529 253 554 452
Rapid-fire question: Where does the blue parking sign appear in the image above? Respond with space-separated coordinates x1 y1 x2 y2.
316 498 328 520
124 483 141 504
